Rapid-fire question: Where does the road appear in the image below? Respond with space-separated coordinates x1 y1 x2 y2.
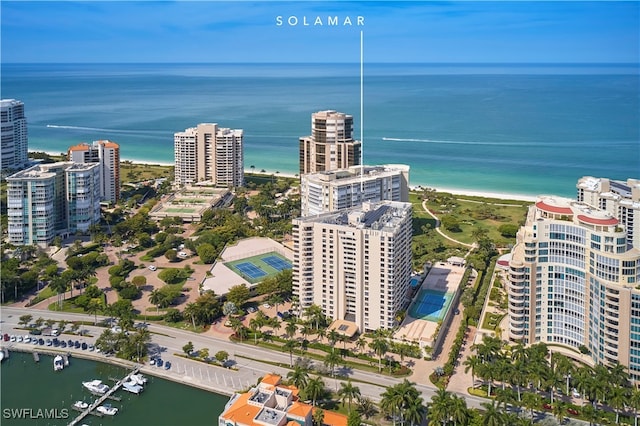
0 307 494 411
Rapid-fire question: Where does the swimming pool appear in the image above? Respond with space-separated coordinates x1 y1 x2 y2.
408 289 454 322
410 277 422 288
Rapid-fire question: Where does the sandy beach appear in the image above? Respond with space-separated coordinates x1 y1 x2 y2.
29 150 538 202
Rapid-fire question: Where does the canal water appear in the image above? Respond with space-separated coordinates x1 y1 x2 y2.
1 352 228 426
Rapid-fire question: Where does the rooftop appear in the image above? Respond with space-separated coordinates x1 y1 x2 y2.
296 200 411 231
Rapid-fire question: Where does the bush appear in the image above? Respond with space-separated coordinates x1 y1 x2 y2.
118 284 141 300
164 308 183 323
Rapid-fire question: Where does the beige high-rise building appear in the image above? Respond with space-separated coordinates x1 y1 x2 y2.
300 164 410 217
68 140 120 203
293 200 413 332
507 196 640 382
174 123 243 187
577 176 640 249
299 110 361 176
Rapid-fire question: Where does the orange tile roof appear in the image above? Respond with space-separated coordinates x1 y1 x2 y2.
68 143 89 152
220 392 261 425
287 401 312 418
260 373 282 386
317 408 348 426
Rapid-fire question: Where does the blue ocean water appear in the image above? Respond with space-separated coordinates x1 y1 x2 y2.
2 62 638 198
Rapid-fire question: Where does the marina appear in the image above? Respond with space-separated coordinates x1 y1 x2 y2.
1 351 225 426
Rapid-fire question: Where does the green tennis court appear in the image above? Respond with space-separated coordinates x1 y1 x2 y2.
225 252 292 283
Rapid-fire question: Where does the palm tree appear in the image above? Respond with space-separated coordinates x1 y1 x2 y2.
380 386 401 426
427 388 452 426
480 400 502 426
285 320 298 340
404 395 425 426
355 336 367 354
323 351 342 389
464 354 482 388
369 337 388 373
249 317 262 344
86 298 104 325
449 395 469 426
327 329 340 351
521 391 541 420
552 400 567 424
305 376 325 407
609 385 629 424
356 396 377 420
183 302 198 330
337 380 361 413
287 365 309 389
630 386 640 426
283 339 298 367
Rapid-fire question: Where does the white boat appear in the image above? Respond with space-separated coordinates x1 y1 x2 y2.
73 401 88 410
0 351 4 363
82 379 110 395
96 404 118 416
122 380 143 394
54 355 64 371
129 373 147 386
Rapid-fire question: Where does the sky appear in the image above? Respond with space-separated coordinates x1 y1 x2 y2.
1 1 638 63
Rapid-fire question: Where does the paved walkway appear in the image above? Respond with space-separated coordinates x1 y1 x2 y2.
421 200 475 249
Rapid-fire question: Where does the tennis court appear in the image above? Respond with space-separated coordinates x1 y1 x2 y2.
225 251 292 284
234 262 267 280
409 289 454 322
164 207 198 213
262 255 292 271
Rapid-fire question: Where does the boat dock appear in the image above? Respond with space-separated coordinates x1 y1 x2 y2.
67 366 140 426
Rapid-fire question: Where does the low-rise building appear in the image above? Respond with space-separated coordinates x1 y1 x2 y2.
218 374 347 426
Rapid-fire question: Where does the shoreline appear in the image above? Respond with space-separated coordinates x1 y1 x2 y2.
29 149 539 202
4 343 235 397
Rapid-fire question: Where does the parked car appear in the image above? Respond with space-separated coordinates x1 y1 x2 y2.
38 338 45 345
74 341 81 349
156 359 164 368
572 388 581 398
67 339 74 347
148 265 157 271
29 329 42 335
60 341 67 348
45 339 52 346
247 306 257 313
3 333 9 341
81 342 88 350
24 336 31 343
164 361 171 370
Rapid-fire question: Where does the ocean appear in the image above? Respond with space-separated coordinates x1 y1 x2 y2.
0 351 227 426
1 62 638 198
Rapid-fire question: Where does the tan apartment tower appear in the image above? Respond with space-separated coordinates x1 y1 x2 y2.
293 200 413 332
174 123 243 188
299 110 361 176
68 140 120 203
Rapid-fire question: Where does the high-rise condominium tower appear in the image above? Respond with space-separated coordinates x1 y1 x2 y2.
7 162 101 246
507 195 640 382
293 201 413 332
300 164 410 217
68 140 120 203
299 110 361 176
174 123 243 188
1 99 29 172
577 176 640 249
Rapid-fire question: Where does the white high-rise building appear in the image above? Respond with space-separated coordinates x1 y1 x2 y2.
1 99 29 172
68 140 120 203
174 123 243 188
293 201 413 332
300 164 410 216
577 176 640 249
299 110 361 176
507 196 640 381
7 162 101 246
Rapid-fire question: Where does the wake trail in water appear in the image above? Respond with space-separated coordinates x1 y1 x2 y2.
380 137 634 147
46 124 170 135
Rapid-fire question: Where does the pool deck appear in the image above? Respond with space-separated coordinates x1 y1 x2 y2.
394 262 466 347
